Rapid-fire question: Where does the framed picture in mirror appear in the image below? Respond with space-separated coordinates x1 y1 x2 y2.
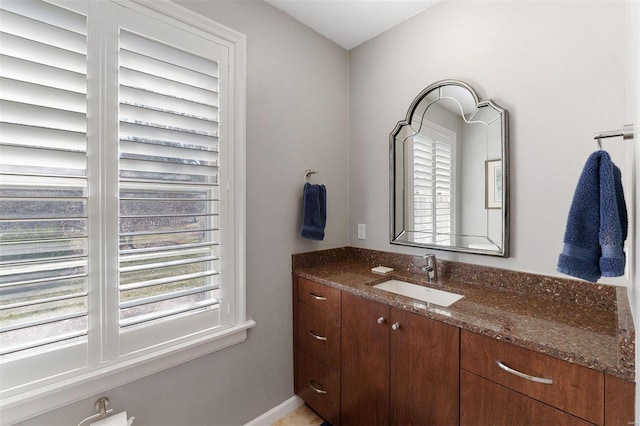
485 159 502 209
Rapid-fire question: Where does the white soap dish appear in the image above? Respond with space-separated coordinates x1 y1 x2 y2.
371 266 394 275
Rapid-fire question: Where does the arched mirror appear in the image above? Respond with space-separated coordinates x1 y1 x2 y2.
390 80 509 256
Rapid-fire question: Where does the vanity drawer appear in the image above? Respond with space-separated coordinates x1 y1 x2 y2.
298 278 341 316
461 370 592 426
461 330 604 424
297 349 340 425
298 301 341 372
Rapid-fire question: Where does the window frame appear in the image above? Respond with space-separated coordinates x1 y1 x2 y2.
0 1 252 423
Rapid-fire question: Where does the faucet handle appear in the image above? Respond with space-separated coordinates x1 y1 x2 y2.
422 254 438 283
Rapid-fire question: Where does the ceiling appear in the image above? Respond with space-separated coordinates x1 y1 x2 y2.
266 0 439 50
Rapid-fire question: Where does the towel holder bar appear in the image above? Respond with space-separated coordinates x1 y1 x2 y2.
304 169 318 181
593 123 634 141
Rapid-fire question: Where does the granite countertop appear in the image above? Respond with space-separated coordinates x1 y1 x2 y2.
293 247 635 381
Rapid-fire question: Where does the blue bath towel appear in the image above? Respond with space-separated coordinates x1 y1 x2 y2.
301 183 326 240
557 151 628 282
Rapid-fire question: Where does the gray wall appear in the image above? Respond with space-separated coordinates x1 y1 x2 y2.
18 1 349 425
349 0 634 286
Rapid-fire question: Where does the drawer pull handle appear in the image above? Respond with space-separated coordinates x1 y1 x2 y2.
495 359 554 385
309 380 327 394
391 322 401 330
309 292 327 301
377 317 385 324
309 330 328 341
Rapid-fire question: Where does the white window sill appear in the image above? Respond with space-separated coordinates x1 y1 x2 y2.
1 320 256 425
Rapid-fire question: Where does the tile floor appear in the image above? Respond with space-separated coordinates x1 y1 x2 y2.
271 404 324 426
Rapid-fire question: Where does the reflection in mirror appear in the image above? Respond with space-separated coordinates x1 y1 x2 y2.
390 80 509 256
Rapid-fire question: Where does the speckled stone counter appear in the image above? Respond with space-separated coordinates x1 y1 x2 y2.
292 247 635 381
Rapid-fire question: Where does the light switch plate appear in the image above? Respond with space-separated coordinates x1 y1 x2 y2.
357 223 366 240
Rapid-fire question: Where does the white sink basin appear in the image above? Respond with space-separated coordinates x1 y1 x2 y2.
373 280 464 307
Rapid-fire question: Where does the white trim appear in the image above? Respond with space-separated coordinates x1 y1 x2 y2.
244 396 305 426
2 320 256 425
117 0 245 45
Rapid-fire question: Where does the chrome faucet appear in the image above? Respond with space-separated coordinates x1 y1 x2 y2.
422 254 438 283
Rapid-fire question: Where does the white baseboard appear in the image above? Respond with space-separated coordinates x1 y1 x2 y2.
244 395 304 426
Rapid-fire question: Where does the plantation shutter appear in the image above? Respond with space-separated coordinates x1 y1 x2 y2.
115 11 229 354
412 135 453 244
0 0 89 386
0 1 249 412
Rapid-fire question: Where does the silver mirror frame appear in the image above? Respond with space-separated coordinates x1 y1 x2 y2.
389 79 510 257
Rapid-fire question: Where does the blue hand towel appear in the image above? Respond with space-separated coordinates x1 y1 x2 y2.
557 151 628 282
301 183 326 240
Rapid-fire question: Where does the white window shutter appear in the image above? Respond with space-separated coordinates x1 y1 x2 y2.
0 0 90 389
113 7 230 355
0 1 248 410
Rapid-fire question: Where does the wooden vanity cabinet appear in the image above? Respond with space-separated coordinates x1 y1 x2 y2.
294 277 342 425
294 277 634 426
341 291 459 426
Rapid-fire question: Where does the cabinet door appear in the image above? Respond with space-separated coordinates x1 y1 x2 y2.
461 370 593 426
390 307 459 426
605 374 635 426
341 292 390 426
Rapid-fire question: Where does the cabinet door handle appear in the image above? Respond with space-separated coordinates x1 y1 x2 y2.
376 317 385 324
495 359 553 385
391 322 401 330
309 380 327 394
309 292 327 301
308 330 328 341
